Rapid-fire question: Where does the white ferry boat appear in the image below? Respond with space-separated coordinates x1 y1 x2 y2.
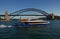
22 20 50 25
14 19 50 27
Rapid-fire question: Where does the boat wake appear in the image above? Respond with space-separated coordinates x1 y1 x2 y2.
0 24 13 28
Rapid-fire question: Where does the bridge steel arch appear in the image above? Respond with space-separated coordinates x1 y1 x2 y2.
10 8 48 16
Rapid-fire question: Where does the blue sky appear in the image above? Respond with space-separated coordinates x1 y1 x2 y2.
0 0 60 16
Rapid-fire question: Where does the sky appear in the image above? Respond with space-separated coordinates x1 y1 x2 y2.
0 0 60 16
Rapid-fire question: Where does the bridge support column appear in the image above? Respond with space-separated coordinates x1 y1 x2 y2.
51 13 55 20
5 11 10 21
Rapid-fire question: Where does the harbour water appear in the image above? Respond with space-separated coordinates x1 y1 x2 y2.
0 20 60 39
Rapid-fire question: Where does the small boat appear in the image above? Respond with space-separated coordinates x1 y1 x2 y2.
14 19 50 27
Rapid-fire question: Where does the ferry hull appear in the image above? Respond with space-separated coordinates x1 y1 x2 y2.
14 23 48 27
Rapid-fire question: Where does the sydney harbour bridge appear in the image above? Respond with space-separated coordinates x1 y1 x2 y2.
0 8 56 21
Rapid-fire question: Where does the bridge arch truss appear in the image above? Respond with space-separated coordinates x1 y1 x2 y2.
10 8 48 16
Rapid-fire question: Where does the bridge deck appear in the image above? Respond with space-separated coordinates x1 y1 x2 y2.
0 15 46 16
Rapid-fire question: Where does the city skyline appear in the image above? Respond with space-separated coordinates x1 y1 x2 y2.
0 0 60 16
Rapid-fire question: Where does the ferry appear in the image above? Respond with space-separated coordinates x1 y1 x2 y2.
14 19 50 27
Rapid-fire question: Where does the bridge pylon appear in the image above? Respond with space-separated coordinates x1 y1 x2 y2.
5 10 10 21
